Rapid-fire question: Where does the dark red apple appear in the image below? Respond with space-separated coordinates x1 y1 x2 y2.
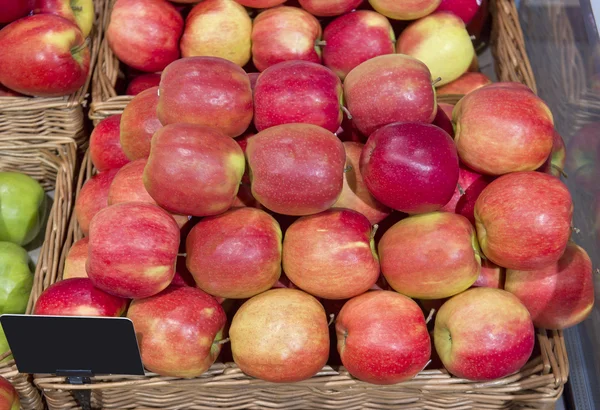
436 0 482 24
0 0 34 24
441 163 494 225
126 73 161 95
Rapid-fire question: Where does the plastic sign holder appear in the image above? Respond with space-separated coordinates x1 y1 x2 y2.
1 315 145 410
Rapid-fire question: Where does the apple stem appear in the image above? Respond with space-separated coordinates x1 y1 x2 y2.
457 183 465 196
571 225 581 235
72 6 83 11
214 338 230 345
177 252 187 257
328 314 335 326
315 40 327 47
341 106 353 120
470 35 477 41
431 77 442 86
70 38 90 55
420 359 432 373
553 165 568 179
425 309 435 324
370 224 379 240
595 269 600 277
344 165 353 173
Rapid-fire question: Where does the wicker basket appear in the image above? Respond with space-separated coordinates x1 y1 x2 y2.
0 136 77 410
0 0 105 147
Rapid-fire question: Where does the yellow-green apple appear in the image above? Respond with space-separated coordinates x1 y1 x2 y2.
158 57 253 138
0 376 19 410
343 55 436 136
34 278 128 316
62 237 89 279
336 290 430 384
180 0 251 67
108 159 189 227
0 0 34 23
440 164 494 225
565 122 600 192
87 202 180 298
472 260 504 289
234 0 285 7
107 0 183 72
74 169 118 236
230 288 329 382
299 0 363 16
432 103 454 137
505 242 594 330
120 86 161 160
127 286 227 377
283 209 380 299
89 114 130 172
0 242 33 314
537 129 566 177
246 123 345 215
436 0 482 24
322 10 395 80
434 288 535 381
186 207 282 299
437 72 491 95
332 142 391 224
453 83 554 175
251 6 322 72
379 212 481 299
0 15 90 97
144 123 245 216
126 73 161 95
0 173 45 246
474 171 573 270
34 0 95 37
397 12 474 86
254 61 343 132
368 0 440 19
360 122 459 214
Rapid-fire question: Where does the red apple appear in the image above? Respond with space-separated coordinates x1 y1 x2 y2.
247 72 259 91
230 288 329 382
74 169 119 236
437 72 491 95
171 257 196 287
475 172 573 270
453 82 554 175
108 159 189 227
379 212 481 299
120 86 161 160
0 85 23 97
252 6 322 72
432 104 454 137
144 123 245 216
436 0 482 24
63 237 89 280
283 209 380 299
505 242 594 330
234 0 285 7
440 163 494 225
299 0 363 16
434 288 535 381
34 0 95 37
333 142 391 224
107 0 183 72
0 0 34 24
322 10 395 80
254 61 343 133
180 0 252 67
126 73 161 95
336 290 430 384
127 286 227 377
87 202 180 299
0 15 90 97
361 122 459 214
34 278 128 316
438 102 454 119
89 114 130 172
158 57 253 138
368 0 441 20
344 55 436 136
186 207 282 299
246 123 345 215
0 376 19 410
472 259 504 289
537 129 566 177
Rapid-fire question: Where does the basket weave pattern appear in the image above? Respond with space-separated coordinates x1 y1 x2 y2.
0 136 77 410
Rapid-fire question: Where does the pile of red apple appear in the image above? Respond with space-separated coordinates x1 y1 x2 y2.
32 0 594 387
0 0 94 97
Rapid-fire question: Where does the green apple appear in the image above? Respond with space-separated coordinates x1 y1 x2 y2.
0 173 45 246
0 242 34 315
